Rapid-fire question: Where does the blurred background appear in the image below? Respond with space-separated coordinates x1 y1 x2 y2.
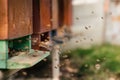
65 0 120 49
4 0 120 80
60 0 120 80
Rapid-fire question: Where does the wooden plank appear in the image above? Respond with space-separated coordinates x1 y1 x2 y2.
33 0 51 34
40 0 51 33
0 0 8 40
8 0 33 39
58 0 72 27
0 0 32 40
7 50 50 69
33 0 41 34
63 0 72 27
51 0 58 29
58 0 64 27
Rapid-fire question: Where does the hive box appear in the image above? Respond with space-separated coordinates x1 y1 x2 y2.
33 0 51 34
0 0 32 40
58 0 72 27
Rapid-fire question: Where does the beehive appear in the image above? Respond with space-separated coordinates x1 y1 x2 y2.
58 0 72 27
33 0 51 34
0 0 32 40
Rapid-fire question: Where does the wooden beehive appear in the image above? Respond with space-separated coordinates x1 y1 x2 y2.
32 0 52 50
0 0 32 40
32 0 73 50
33 0 51 34
58 0 72 27
63 0 72 27
51 0 59 29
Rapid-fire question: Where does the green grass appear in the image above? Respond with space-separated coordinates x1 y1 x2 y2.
64 44 120 79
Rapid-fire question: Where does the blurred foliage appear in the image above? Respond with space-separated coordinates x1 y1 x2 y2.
62 44 120 80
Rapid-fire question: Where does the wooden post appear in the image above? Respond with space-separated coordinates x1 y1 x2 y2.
52 44 60 80
51 0 60 79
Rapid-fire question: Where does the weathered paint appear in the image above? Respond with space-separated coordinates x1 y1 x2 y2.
0 0 33 40
8 0 33 39
7 50 50 69
0 41 8 68
11 35 31 51
0 0 8 39
0 35 31 69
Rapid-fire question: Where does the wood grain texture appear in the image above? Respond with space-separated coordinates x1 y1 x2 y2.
63 0 72 27
51 0 58 29
40 0 51 33
33 0 51 34
0 0 32 40
8 0 33 39
0 0 8 39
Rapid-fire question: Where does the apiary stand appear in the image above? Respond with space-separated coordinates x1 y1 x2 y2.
52 44 60 80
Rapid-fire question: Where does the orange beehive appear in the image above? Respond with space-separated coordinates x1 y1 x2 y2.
0 0 32 40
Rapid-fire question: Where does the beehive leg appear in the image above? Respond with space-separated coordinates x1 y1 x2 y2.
0 41 8 68
52 44 60 80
